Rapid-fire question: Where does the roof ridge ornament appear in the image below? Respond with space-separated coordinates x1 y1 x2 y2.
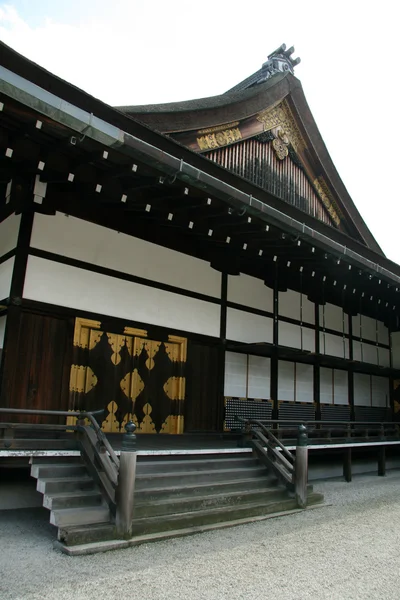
258 44 301 84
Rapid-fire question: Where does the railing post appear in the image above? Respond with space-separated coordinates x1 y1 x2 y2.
294 424 308 509
116 421 137 538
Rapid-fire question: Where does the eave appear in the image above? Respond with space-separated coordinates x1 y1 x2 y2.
1 41 399 331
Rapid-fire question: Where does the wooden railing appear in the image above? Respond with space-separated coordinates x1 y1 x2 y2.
236 417 400 508
0 408 120 515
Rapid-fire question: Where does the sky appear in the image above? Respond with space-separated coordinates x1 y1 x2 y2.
1 0 399 263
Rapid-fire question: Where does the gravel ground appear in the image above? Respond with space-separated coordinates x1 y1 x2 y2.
1 473 400 600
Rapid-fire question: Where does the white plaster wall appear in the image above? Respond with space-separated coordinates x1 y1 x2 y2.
279 290 301 321
320 332 348 359
228 274 273 312
391 332 400 370
302 327 315 352
354 372 371 406
0 257 14 299
301 295 315 325
352 314 361 338
224 352 247 397
295 364 313 403
378 347 391 368
31 213 221 298
0 315 6 348
377 321 389 345
362 343 379 365
278 361 295 401
248 356 270 399
0 213 20 257
361 315 377 342
279 321 301 349
23 256 220 337
320 367 333 404
371 376 389 408
226 308 273 344
333 370 348 405
320 303 347 333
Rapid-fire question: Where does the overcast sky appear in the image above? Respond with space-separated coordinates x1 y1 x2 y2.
1 1 399 263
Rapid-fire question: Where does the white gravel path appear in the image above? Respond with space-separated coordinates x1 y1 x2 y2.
1 472 400 600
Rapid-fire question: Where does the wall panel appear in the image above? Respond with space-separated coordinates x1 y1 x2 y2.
320 367 333 404
333 370 348 405
378 347 391 368
228 274 273 312
278 361 295 401
185 341 220 432
0 257 14 299
31 213 221 298
371 376 389 408
354 372 371 406
279 290 301 320
23 257 220 337
227 308 273 344
302 327 315 352
301 296 315 325
320 303 346 333
361 315 377 342
0 213 20 257
0 310 72 420
0 314 6 348
279 322 301 349
248 356 271 399
377 321 389 345
295 364 313 403
224 352 247 397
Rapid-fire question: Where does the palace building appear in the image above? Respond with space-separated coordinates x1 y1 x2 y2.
1 42 400 439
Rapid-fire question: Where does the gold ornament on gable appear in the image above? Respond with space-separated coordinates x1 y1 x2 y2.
256 101 306 154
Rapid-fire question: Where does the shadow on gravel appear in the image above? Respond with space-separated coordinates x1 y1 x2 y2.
0 507 57 543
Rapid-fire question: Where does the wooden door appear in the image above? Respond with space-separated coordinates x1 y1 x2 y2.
69 319 186 434
131 337 186 434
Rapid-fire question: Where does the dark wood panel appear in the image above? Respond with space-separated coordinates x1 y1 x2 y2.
185 341 221 432
0 308 73 423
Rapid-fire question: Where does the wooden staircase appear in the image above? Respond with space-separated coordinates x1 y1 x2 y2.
30 452 323 547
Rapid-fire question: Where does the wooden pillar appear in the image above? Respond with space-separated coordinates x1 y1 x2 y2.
271 274 279 421
378 446 386 477
217 272 228 431
343 447 352 482
314 303 321 420
116 422 137 538
348 314 355 421
294 424 308 508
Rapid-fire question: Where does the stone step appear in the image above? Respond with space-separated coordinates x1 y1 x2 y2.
134 475 278 501
50 505 111 527
135 466 269 489
58 522 117 546
43 489 103 510
134 486 288 518
37 476 95 494
31 463 87 479
135 457 260 474
30 456 81 465
132 497 301 536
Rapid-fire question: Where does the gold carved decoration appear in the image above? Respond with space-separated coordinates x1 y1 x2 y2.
69 365 97 394
313 176 341 226
124 326 147 338
197 127 242 151
145 341 161 371
198 122 239 135
256 100 306 154
160 415 184 434
73 318 101 348
139 403 157 434
102 401 121 433
272 129 290 160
